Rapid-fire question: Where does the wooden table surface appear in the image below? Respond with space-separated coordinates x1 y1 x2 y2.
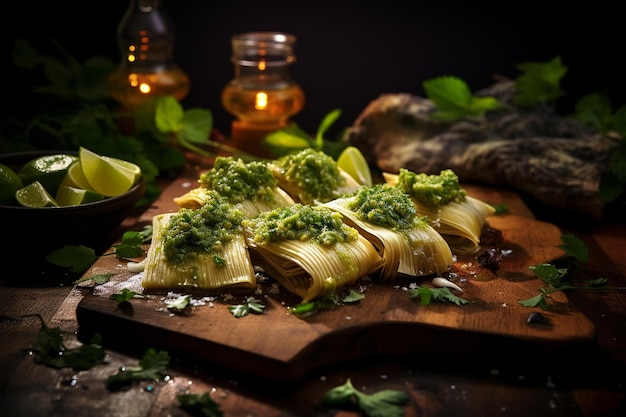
1 154 625 417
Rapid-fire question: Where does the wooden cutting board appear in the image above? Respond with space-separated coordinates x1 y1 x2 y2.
76 162 596 381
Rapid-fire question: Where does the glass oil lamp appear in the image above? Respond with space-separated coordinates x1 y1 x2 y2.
222 32 305 158
108 0 190 111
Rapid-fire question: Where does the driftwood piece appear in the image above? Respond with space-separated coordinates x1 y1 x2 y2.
344 80 617 221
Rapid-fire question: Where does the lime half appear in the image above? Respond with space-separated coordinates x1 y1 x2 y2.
15 181 59 208
17 153 78 195
79 147 141 197
337 146 372 187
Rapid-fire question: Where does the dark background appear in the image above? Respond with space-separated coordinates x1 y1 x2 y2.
3 0 623 136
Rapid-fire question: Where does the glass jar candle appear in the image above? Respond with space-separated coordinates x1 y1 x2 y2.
222 32 305 157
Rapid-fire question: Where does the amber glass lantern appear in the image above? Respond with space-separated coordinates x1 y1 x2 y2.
108 0 190 111
222 32 305 158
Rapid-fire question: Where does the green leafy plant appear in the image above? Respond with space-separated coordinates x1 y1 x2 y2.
262 108 347 158
228 297 266 318
423 55 626 206
407 285 468 306
322 378 410 417
423 76 501 121
106 348 170 389
25 314 106 371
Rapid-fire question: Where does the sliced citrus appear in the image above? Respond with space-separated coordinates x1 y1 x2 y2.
78 147 141 197
337 146 373 187
103 156 142 185
0 163 24 205
60 161 94 190
55 185 104 206
15 181 59 208
17 153 78 195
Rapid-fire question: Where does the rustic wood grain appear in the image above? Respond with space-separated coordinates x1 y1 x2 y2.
74 170 596 381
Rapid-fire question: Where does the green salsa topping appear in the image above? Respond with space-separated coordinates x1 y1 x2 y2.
346 184 419 230
276 148 345 202
246 204 358 246
198 156 278 204
162 190 245 265
395 168 466 208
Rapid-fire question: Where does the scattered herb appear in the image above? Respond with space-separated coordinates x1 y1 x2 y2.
46 225 153 273
407 285 468 306
166 294 192 312
520 234 626 310
112 227 153 259
45 244 97 273
75 272 116 286
110 288 144 304
177 392 224 417
228 297 266 318
105 348 170 390
322 378 410 417
25 314 106 371
491 202 509 214
558 233 589 264
290 289 364 317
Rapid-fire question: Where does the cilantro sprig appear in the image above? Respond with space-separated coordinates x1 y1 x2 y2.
520 234 626 310
25 314 106 371
290 289 365 317
105 348 170 390
407 285 468 306
262 108 347 158
322 378 410 417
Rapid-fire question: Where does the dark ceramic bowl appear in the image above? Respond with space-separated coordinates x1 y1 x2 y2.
0 150 146 260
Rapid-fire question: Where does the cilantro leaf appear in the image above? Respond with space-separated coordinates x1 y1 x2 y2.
45 245 97 273
75 272 115 286
112 230 146 259
178 392 223 417
228 297 266 318
513 55 567 107
407 285 468 306
558 233 588 263
27 314 105 371
106 348 170 389
322 378 409 417
110 288 144 304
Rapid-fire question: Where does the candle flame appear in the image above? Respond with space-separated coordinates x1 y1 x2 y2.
255 92 268 110
139 83 152 94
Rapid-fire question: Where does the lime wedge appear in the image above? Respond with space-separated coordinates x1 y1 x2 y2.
79 147 142 197
55 185 104 206
0 163 24 205
60 161 94 190
337 146 372 187
17 153 78 195
15 181 59 208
